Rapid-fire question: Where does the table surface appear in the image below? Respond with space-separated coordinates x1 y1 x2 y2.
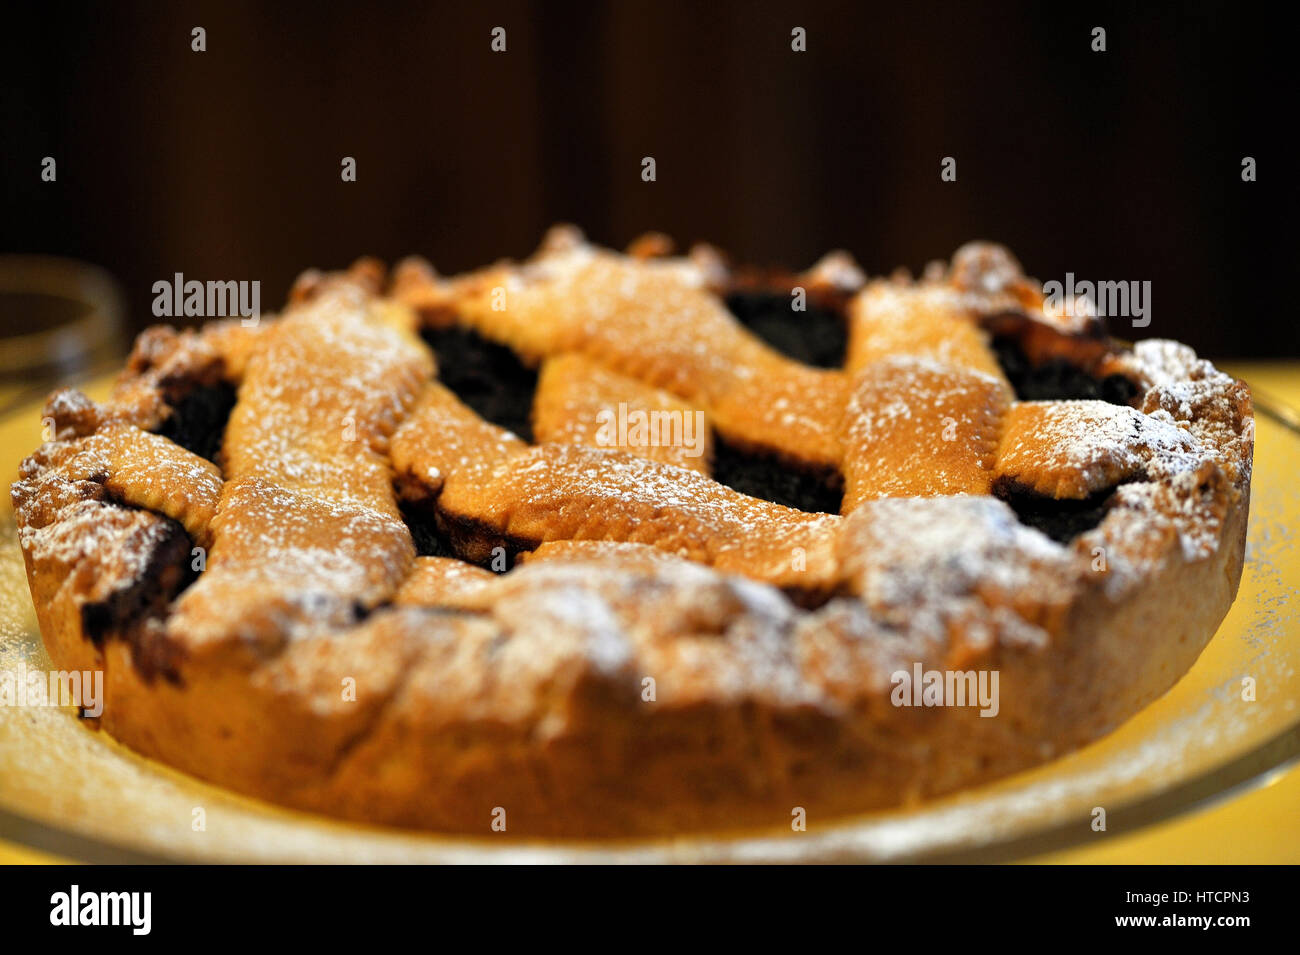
2 361 1297 865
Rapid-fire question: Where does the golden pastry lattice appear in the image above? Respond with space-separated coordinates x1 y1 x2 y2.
53 226 1205 649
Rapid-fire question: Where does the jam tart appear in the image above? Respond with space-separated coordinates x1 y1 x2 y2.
11 227 1253 837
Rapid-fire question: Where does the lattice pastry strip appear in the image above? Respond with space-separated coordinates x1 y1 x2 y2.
532 353 713 474
996 401 1199 498
841 359 1011 509
390 380 527 500
63 423 224 548
839 277 1014 507
435 442 842 592
168 284 431 653
845 280 1011 381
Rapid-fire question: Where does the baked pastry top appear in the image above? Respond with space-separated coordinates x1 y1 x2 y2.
11 228 1253 836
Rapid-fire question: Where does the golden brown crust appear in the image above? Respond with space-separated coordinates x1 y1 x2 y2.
9 230 1253 837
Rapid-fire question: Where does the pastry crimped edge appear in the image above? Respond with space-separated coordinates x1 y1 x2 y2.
10 237 1253 838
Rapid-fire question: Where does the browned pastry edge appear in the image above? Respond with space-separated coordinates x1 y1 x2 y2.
9 238 1254 838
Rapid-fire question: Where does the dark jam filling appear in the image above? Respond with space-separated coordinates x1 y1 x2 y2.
724 291 848 369
79 519 196 642
711 437 843 514
158 382 236 462
992 336 1139 405
421 326 538 441
79 515 195 683
997 484 1116 545
400 504 461 560
402 504 524 573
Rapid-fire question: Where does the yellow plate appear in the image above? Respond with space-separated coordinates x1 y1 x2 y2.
1 371 1297 863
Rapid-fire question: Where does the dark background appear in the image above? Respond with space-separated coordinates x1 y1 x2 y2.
1 0 1294 356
